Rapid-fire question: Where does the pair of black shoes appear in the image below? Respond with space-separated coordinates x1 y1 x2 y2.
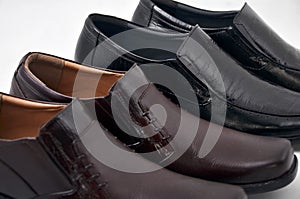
1 0 300 198
76 0 300 140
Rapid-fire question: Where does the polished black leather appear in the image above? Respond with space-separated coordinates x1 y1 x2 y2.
74 14 300 140
10 52 298 193
132 0 300 93
0 94 248 199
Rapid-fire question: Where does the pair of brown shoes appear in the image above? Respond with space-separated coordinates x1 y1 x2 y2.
0 52 297 198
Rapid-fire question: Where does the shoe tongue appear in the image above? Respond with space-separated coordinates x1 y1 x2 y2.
232 3 274 53
233 3 300 69
233 3 260 28
176 25 227 96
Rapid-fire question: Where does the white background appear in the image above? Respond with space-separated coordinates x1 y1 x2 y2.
0 0 299 198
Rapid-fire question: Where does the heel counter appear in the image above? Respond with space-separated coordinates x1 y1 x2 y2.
75 25 98 65
9 77 25 98
9 53 32 98
132 0 154 26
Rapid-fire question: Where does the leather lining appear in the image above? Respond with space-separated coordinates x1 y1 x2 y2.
0 95 65 140
25 53 124 98
150 0 237 28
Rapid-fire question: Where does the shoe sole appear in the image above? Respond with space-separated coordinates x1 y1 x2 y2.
240 155 298 194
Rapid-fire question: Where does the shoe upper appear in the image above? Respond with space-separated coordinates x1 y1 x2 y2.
132 0 300 92
73 14 300 137
9 52 296 192
0 94 75 198
0 93 247 199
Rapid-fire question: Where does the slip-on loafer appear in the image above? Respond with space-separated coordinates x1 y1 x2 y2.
0 93 248 199
132 0 300 93
9 52 298 193
74 14 300 140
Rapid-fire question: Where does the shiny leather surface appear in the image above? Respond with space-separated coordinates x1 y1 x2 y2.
132 0 300 92
74 14 300 139
0 139 73 198
10 52 297 191
0 94 247 199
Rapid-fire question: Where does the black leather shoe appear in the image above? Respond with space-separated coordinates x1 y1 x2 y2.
132 0 300 93
74 14 300 140
0 93 248 199
10 52 298 193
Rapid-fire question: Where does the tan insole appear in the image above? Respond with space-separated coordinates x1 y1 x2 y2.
0 94 65 140
26 53 124 98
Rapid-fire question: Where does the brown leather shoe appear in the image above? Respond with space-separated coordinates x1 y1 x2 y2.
10 52 298 194
0 93 247 199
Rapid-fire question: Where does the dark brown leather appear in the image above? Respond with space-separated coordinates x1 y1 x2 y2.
9 52 297 194
0 93 247 199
